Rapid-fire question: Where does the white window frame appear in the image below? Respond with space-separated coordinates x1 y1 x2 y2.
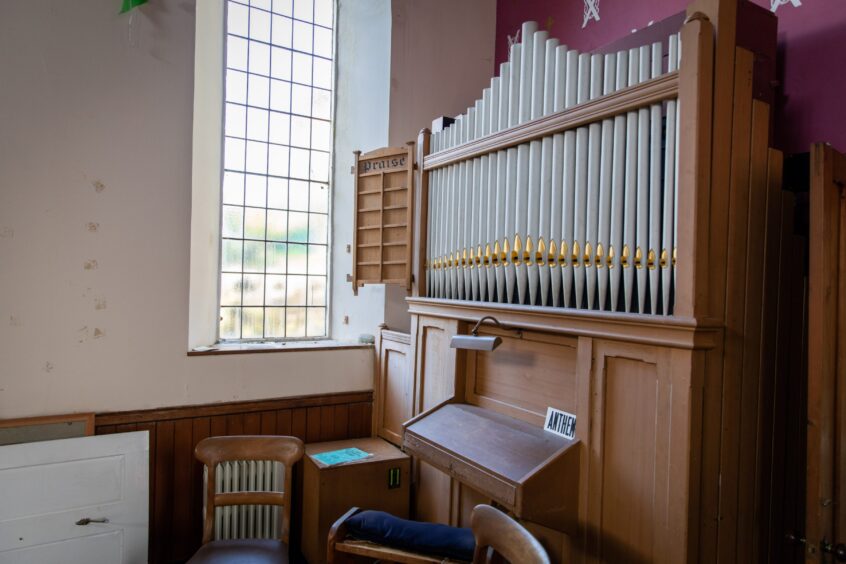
188 0 336 349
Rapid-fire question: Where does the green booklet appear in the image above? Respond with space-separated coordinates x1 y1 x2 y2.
312 447 372 466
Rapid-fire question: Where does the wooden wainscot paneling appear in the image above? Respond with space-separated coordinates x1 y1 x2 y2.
466 326 578 426
412 315 462 414
581 339 693 564
375 329 412 445
95 391 373 564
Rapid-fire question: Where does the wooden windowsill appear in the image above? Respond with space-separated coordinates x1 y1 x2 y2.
187 340 373 356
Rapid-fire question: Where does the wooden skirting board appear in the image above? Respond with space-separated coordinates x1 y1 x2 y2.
96 391 373 564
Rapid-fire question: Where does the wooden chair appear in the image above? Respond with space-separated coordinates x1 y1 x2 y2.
187 435 304 564
470 504 550 564
327 505 550 564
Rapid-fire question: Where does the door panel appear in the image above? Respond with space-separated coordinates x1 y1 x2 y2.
807 143 846 561
0 431 149 564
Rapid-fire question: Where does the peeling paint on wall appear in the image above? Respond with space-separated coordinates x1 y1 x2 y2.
86 222 100 232
83 260 99 270
92 180 106 193
94 298 107 310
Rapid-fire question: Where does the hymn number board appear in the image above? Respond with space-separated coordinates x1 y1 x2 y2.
352 145 415 294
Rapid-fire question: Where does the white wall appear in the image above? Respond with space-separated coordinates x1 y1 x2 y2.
0 0 378 419
0 0 494 419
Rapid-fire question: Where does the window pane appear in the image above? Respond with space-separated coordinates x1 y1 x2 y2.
245 140 268 173
311 119 330 151
244 207 266 240
286 307 306 337
249 8 271 42
289 180 309 211
244 240 266 271
227 70 248 103
268 177 288 209
290 148 309 179
287 275 307 305
312 88 330 120
313 57 332 89
249 41 271 75
267 209 287 241
268 111 290 145
310 150 329 181
222 205 244 238
309 183 328 213
243 273 265 305
225 137 246 171
314 0 332 27
222 239 243 272
266 274 287 305
307 275 326 305
272 15 293 47
228 2 249 36
265 307 285 337
245 174 267 207
242 307 264 338
223 172 245 205
293 21 312 52
266 242 287 273
308 244 326 275
268 144 289 177
221 273 243 306
308 213 327 244
314 26 332 58
246 107 268 141
227 36 248 71
291 84 311 115
288 212 308 242
269 80 291 112
251 0 271 10
293 0 313 22
225 103 246 137
290 116 310 148
292 52 312 84
288 243 307 273
247 74 269 108
220 307 241 339
307 307 326 337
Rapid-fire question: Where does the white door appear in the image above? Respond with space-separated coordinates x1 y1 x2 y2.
0 430 148 564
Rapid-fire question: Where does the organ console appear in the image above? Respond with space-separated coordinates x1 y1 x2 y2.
364 0 791 562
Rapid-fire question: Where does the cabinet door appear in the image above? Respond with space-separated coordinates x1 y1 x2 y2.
376 331 413 446
412 315 460 414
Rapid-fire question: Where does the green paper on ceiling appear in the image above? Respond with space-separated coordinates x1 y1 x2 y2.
120 0 148 14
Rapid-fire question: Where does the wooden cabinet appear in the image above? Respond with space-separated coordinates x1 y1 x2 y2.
301 438 410 564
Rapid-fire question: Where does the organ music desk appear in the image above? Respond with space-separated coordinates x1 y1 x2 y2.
403 403 579 534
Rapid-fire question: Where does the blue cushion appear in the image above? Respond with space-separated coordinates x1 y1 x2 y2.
346 510 475 561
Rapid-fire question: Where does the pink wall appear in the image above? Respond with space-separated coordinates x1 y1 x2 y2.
495 0 846 154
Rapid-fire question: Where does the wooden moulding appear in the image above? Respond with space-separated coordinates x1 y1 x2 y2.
403 403 579 535
0 413 95 446
423 71 678 171
352 144 416 294
406 297 721 350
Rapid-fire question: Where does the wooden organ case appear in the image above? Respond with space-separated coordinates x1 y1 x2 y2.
371 0 790 562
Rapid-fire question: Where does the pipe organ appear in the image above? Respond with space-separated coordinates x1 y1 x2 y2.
425 30 680 315
366 0 795 561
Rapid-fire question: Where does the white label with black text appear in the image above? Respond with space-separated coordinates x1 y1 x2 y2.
544 407 576 440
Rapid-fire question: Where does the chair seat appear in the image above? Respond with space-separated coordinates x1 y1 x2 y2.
187 539 289 564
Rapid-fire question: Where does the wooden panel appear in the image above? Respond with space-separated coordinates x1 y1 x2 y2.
584 340 689 564
94 391 373 564
413 316 460 414
376 331 412 445
466 328 578 426
807 144 846 561
352 145 415 293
